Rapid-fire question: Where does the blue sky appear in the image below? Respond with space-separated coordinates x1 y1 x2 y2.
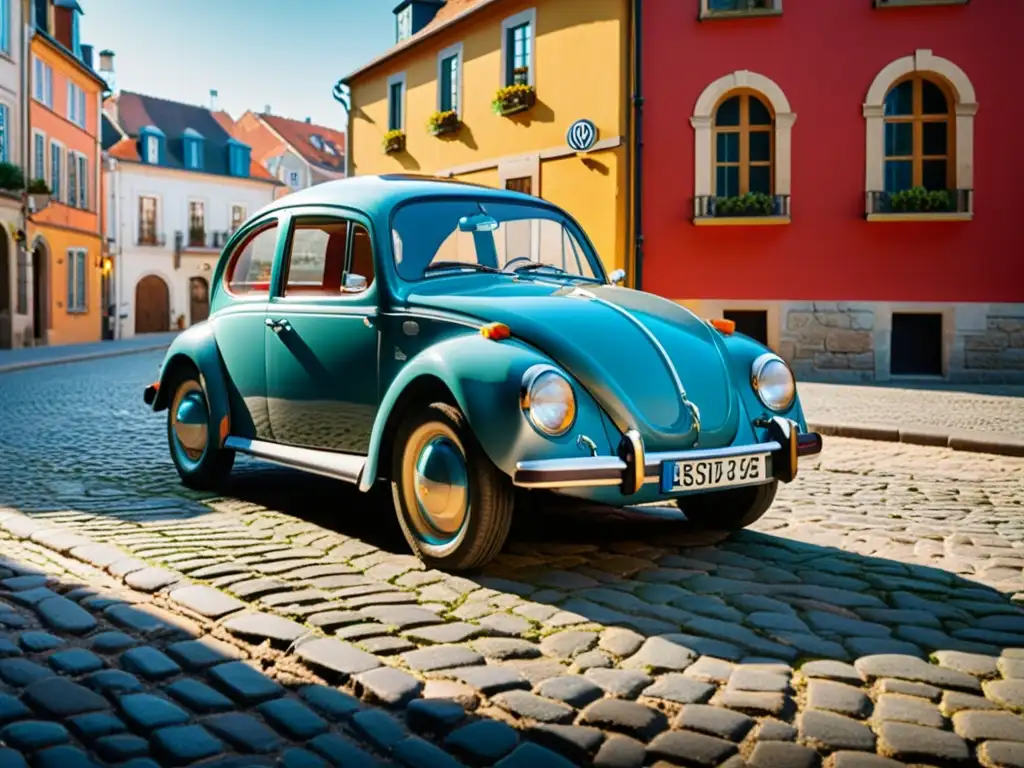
80 0 396 129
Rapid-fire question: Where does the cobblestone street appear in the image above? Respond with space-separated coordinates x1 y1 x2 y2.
0 352 1022 767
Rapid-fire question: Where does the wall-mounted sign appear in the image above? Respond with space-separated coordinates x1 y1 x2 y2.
566 119 598 153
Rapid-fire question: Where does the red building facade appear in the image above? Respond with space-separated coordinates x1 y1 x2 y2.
641 0 1022 383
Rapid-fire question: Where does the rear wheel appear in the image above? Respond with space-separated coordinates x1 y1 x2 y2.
675 481 778 530
166 368 234 490
391 402 513 572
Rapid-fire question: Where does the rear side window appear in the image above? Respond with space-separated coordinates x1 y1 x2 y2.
226 224 278 296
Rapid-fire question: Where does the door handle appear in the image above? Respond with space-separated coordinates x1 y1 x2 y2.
265 318 291 334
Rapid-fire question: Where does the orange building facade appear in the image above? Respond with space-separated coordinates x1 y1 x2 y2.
27 1 107 346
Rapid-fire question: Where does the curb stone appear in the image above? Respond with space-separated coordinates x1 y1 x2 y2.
807 421 1024 458
0 343 172 375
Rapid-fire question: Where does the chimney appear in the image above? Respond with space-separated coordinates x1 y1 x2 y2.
99 49 117 94
80 44 93 70
210 89 219 111
305 117 311 124
264 105 271 114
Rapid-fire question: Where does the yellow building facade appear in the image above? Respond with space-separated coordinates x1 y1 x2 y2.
345 0 633 275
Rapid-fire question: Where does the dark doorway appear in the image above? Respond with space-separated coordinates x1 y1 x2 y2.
891 312 943 376
135 275 170 334
724 309 769 346
189 277 209 325
505 177 532 195
0 234 10 349
31 245 47 344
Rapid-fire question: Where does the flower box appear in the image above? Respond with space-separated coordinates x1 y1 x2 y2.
493 85 536 117
428 110 461 137
383 130 406 155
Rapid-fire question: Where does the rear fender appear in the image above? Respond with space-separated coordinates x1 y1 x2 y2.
360 334 616 491
150 324 233 447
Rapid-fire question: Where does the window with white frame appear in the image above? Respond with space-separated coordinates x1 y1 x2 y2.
33 57 53 107
76 153 87 209
67 150 78 207
501 10 536 87
66 248 88 312
0 0 10 55
49 141 63 202
67 82 87 129
231 204 246 232
287 169 301 188
437 44 462 114
700 0 782 19
146 136 159 164
0 103 9 162
32 131 45 183
396 5 412 42
387 73 406 132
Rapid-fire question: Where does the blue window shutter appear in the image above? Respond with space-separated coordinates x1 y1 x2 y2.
241 148 250 177
0 0 9 55
66 251 74 308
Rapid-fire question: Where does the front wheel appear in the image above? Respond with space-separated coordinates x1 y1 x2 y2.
391 402 513 572
675 481 778 531
166 368 234 490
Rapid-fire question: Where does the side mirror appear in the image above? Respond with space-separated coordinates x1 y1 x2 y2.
343 273 368 292
608 268 626 285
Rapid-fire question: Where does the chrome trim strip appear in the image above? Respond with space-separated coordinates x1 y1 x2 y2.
383 309 483 331
224 437 365 485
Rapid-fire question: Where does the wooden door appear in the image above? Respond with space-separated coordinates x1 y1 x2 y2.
135 275 169 334
189 277 209 325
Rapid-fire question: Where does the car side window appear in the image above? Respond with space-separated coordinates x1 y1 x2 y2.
226 224 278 296
346 224 374 294
284 219 349 295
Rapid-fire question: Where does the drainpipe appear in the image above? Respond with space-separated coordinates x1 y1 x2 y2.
332 78 351 177
112 157 122 340
631 0 644 291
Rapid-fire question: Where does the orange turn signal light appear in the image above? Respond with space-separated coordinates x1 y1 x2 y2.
151 381 160 391
480 322 511 341
709 318 736 335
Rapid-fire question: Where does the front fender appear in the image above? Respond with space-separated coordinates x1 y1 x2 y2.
360 333 618 491
719 331 808 432
151 323 233 447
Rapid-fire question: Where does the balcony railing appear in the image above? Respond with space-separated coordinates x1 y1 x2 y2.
866 188 972 218
177 230 231 250
137 231 166 247
694 193 791 220
701 0 780 19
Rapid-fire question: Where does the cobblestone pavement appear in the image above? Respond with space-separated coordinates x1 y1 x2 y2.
0 354 1023 766
800 382 1024 441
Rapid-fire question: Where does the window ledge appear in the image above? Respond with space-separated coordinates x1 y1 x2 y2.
866 212 973 222
699 8 783 20
874 0 968 7
694 215 791 227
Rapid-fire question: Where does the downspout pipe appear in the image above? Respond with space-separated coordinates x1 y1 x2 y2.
332 79 352 177
631 0 644 291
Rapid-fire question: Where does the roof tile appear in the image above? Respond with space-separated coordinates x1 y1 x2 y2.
258 114 346 173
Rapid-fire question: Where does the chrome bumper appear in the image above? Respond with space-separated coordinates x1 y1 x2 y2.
513 416 823 493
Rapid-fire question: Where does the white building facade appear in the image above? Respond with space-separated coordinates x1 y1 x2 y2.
105 157 278 338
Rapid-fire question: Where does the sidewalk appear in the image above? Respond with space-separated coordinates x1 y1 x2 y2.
0 333 179 374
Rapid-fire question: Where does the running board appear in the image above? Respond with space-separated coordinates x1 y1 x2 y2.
224 437 365 485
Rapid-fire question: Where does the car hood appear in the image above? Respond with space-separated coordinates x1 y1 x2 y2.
407 279 740 450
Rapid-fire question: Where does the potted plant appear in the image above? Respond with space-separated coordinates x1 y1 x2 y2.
428 110 461 136
887 186 952 213
712 191 775 217
27 178 51 211
492 83 536 117
0 162 24 196
383 130 406 154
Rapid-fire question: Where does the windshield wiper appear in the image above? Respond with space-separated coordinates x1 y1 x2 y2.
424 261 501 274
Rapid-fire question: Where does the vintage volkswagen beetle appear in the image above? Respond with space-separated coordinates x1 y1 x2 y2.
144 175 822 572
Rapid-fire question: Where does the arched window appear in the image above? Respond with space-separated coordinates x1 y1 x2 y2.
882 76 953 193
714 92 774 197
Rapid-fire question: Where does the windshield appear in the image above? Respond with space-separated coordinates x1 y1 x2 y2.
390 198 603 283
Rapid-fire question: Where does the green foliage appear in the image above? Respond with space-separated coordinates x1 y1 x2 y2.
887 186 953 213
713 191 775 217
0 162 24 192
492 84 536 115
27 178 50 195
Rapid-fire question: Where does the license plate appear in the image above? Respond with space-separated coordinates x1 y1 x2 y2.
661 453 769 493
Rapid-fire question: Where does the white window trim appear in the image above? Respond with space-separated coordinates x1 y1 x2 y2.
48 138 65 202
138 193 161 245
699 0 782 20
500 8 537 88
31 129 47 184
862 48 978 211
74 152 88 210
188 198 207 240
287 169 301 188
396 5 413 42
436 42 464 115
66 247 88 313
0 99 13 163
387 72 407 132
145 135 159 164
229 203 248 232
690 69 796 199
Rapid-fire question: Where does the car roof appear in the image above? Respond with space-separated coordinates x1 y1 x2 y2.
253 174 548 219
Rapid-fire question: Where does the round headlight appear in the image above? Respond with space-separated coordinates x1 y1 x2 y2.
752 353 796 412
522 367 577 436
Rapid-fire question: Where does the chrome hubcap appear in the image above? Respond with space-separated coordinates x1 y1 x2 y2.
409 433 468 544
171 381 209 461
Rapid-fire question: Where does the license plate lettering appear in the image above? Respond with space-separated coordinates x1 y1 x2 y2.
665 454 766 492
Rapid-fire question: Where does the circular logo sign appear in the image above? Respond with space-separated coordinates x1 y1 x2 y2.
566 119 598 152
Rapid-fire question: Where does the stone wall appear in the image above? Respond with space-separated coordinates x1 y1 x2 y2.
963 315 1024 371
778 302 877 382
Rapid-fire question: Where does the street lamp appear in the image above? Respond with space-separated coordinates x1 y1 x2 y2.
332 79 351 178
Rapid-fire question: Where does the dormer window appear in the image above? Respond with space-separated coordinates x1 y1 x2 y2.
323 142 337 156
138 125 165 165
397 6 412 42
309 134 324 151
227 138 251 178
183 128 204 171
